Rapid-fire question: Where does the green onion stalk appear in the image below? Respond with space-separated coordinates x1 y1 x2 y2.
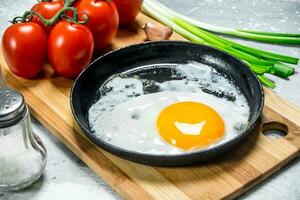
142 0 299 88
144 0 300 44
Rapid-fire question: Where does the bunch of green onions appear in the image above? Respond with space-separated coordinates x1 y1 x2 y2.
142 0 300 88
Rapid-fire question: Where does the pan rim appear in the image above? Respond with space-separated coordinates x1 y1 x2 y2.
70 41 264 163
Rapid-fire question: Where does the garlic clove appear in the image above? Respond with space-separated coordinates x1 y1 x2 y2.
143 22 173 41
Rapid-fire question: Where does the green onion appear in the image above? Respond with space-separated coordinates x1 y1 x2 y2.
142 1 205 44
237 30 300 37
249 64 270 75
145 0 300 44
172 18 294 78
271 62 295 77
142 0 299 87
257 75 276 88
190 25 299 65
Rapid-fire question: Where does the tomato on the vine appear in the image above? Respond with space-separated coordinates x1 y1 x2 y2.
48 21 94 78
2 22 47 78
52 0 65 3
112 0 143 24
75 0 119 51
31 1 64 32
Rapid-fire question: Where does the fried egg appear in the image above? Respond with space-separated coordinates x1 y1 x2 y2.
89 62 250 154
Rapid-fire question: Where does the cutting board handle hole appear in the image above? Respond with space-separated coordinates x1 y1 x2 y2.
261 122 288 139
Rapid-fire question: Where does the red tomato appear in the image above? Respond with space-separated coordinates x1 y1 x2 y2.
48 21 94 78
113 0 143 24
2 22 47 78
31 1 64 32
52 0 64 3
75 0 119 51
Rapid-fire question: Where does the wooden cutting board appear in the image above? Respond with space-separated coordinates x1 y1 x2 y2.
1 13 300 200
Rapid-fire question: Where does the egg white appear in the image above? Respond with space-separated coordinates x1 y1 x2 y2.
89 62 250 154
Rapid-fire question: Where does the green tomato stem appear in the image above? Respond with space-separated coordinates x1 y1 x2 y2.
17 0 87 26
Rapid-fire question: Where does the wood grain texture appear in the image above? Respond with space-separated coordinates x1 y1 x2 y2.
1 13 300 200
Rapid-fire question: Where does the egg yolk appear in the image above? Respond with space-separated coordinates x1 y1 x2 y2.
156 102 225 150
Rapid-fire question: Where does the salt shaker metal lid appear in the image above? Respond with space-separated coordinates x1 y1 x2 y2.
0 88 26 128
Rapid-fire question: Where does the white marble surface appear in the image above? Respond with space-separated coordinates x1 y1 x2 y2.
0 0 300 199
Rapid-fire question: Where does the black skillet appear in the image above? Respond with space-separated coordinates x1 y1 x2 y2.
70 41 264 166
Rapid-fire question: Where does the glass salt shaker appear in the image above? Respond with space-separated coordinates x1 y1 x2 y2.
0 88 47 192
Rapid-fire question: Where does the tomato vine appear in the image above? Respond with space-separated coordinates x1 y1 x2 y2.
11 0 88 26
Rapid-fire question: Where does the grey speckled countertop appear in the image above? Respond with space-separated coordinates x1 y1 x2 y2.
1 0 300 199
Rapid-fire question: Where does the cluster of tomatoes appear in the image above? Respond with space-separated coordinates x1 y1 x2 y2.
2 0 142 79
